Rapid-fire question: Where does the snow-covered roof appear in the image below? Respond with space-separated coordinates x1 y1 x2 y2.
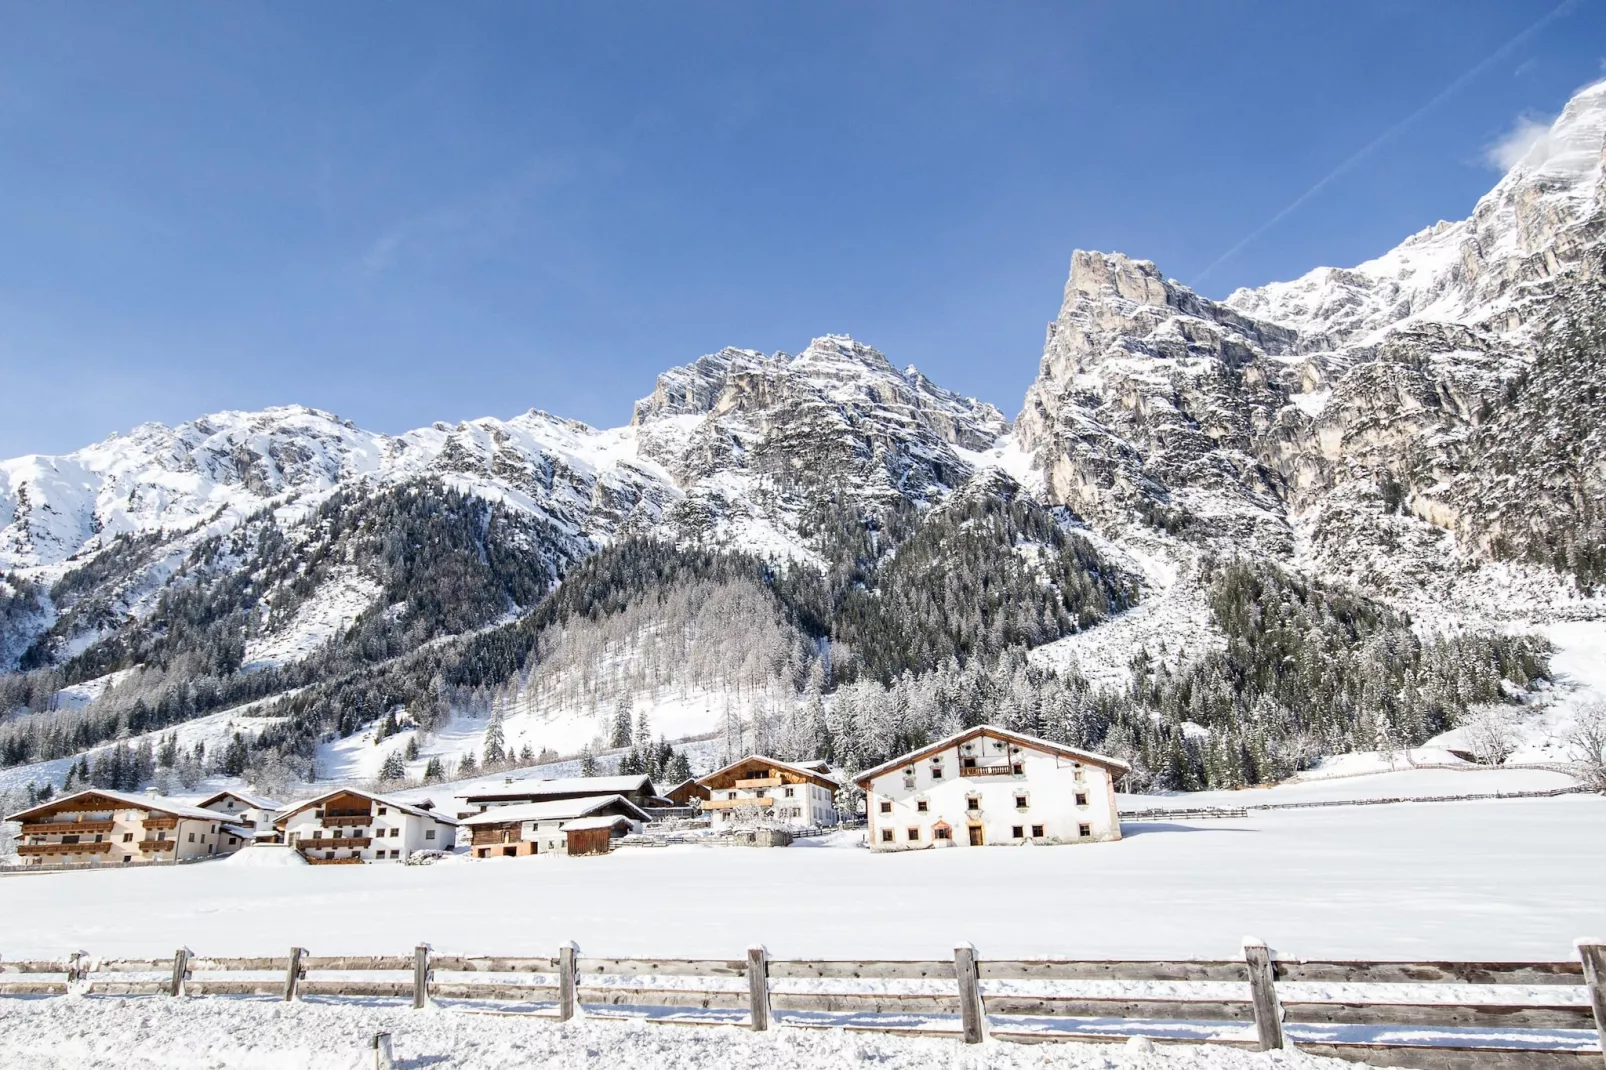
460 794 649 827
460 774 655 803
696 755 839 791
853 724 1131 787
560 815 632 833
196 790 282 812
275 788 459 827
6 788 226 824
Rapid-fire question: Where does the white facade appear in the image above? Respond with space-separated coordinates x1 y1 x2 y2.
460 795 647 858
278 790 458 863
697 756 840 829
6 789 241 866
857 727 1125 851
198 791 280 843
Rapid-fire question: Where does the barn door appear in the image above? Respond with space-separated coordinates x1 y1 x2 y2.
967 824 984 846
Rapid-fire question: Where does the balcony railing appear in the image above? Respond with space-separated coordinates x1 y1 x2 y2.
323 836 372 848
701 796 774 811
18 842 113 856
20 820 115 836
320 814 373 827
143 816 179 830
959 764 1020 778
734 776 782 789
139 840 177 852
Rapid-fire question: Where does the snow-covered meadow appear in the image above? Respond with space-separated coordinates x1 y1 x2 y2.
1 795 1599 962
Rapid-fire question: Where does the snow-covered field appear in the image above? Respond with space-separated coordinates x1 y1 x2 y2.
1 796 1599 962
0 997 1373 1070
1119 764 1580 810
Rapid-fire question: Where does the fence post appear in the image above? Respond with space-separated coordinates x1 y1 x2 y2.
557 942 578 1022
283 947 305 1002
1578 938 1606 1068
954 942 987 1044
1242 937 1286 1051
747 944 771 1031
66 951 88 989
412 944 431 1010
169 947 190 998
371 1031 395 1070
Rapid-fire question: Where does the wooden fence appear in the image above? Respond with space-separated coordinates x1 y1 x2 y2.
2 940 1603 1069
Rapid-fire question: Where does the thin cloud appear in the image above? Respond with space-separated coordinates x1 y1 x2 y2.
1192 0 1580 288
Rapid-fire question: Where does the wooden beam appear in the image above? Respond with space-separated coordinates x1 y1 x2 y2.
558 942 578 1022
1243 939 1286 1051
747 945 770 1032
169 948 189 998
412 944 430 1011
283 947 305 1002
1578 939 1606 1069
954 943 986 1045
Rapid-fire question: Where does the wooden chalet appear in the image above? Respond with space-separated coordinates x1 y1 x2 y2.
696 756 840 828
461 794 648 858
275 788 457 864
5 789 244 867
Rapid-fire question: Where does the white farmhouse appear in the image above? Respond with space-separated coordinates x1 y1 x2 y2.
461 794 650 858
855 725 1128 850
6 789 249 866
196 789 281 842
275 788 458 864
696 756 840 829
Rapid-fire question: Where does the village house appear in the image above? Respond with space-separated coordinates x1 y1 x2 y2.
696 756 839 829
662 777 710 808
5 789 249 866
456 773 662 819
196 790 281 841
275 788 458 864
461 794 649 858
855 725 1128 851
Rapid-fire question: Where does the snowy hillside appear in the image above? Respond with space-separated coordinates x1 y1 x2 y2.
4 82 1606 805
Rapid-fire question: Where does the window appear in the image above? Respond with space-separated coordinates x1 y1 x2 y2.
378 807 388 815
784 787 794 798
916 800 928 813
907 828 919 842
313 830 323 840
123 855 131 863
1032 825 1044 838
188 833 195 843
931 766 943 780
1075 793 1088 806
966 797 980 811
1078 823 1091 838
880 829 894 843
1015 795 1028 809
934 826 951 840
390 850 400 859
879 801 892 814
728 792 737 800
228 837 238 846
1012 825 1024 838
157 831 166 841
93 833 103 843
122 833 133 843
325 851 335 859
314 810 324 820
425 830 436 840
390 828 400 838
1012 763 1024 775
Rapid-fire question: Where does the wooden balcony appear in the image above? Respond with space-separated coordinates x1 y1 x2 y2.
959 764 1020 778
320 814 372 827
734 776 781 789
20 820 115 836
143 816 179 830
17 842 114 857
304 836 372 848
701 796 774 811
140 839 177 852
305 855 365 865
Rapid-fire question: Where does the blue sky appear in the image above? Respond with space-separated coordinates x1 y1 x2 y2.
2 2 1603 457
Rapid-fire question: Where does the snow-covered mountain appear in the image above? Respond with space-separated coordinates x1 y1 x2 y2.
3 81 1605 802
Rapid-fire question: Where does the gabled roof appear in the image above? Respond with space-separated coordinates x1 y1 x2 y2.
696 755 839 792
561 814 633 833
196 789 281 812
460 774 657 804
460 793 649 827
274 787 459 827
5 788 223 825
853 724 1131 789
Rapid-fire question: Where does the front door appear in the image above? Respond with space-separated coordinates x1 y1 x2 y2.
967 824 984 847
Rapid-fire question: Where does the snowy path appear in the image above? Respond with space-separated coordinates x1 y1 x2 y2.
1 797 1600 962
0 996 1377 1070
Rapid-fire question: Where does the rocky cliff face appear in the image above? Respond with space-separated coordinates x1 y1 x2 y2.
1016 80 1606 622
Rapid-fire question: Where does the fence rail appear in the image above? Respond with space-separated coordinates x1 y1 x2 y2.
1 939 1602 1069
